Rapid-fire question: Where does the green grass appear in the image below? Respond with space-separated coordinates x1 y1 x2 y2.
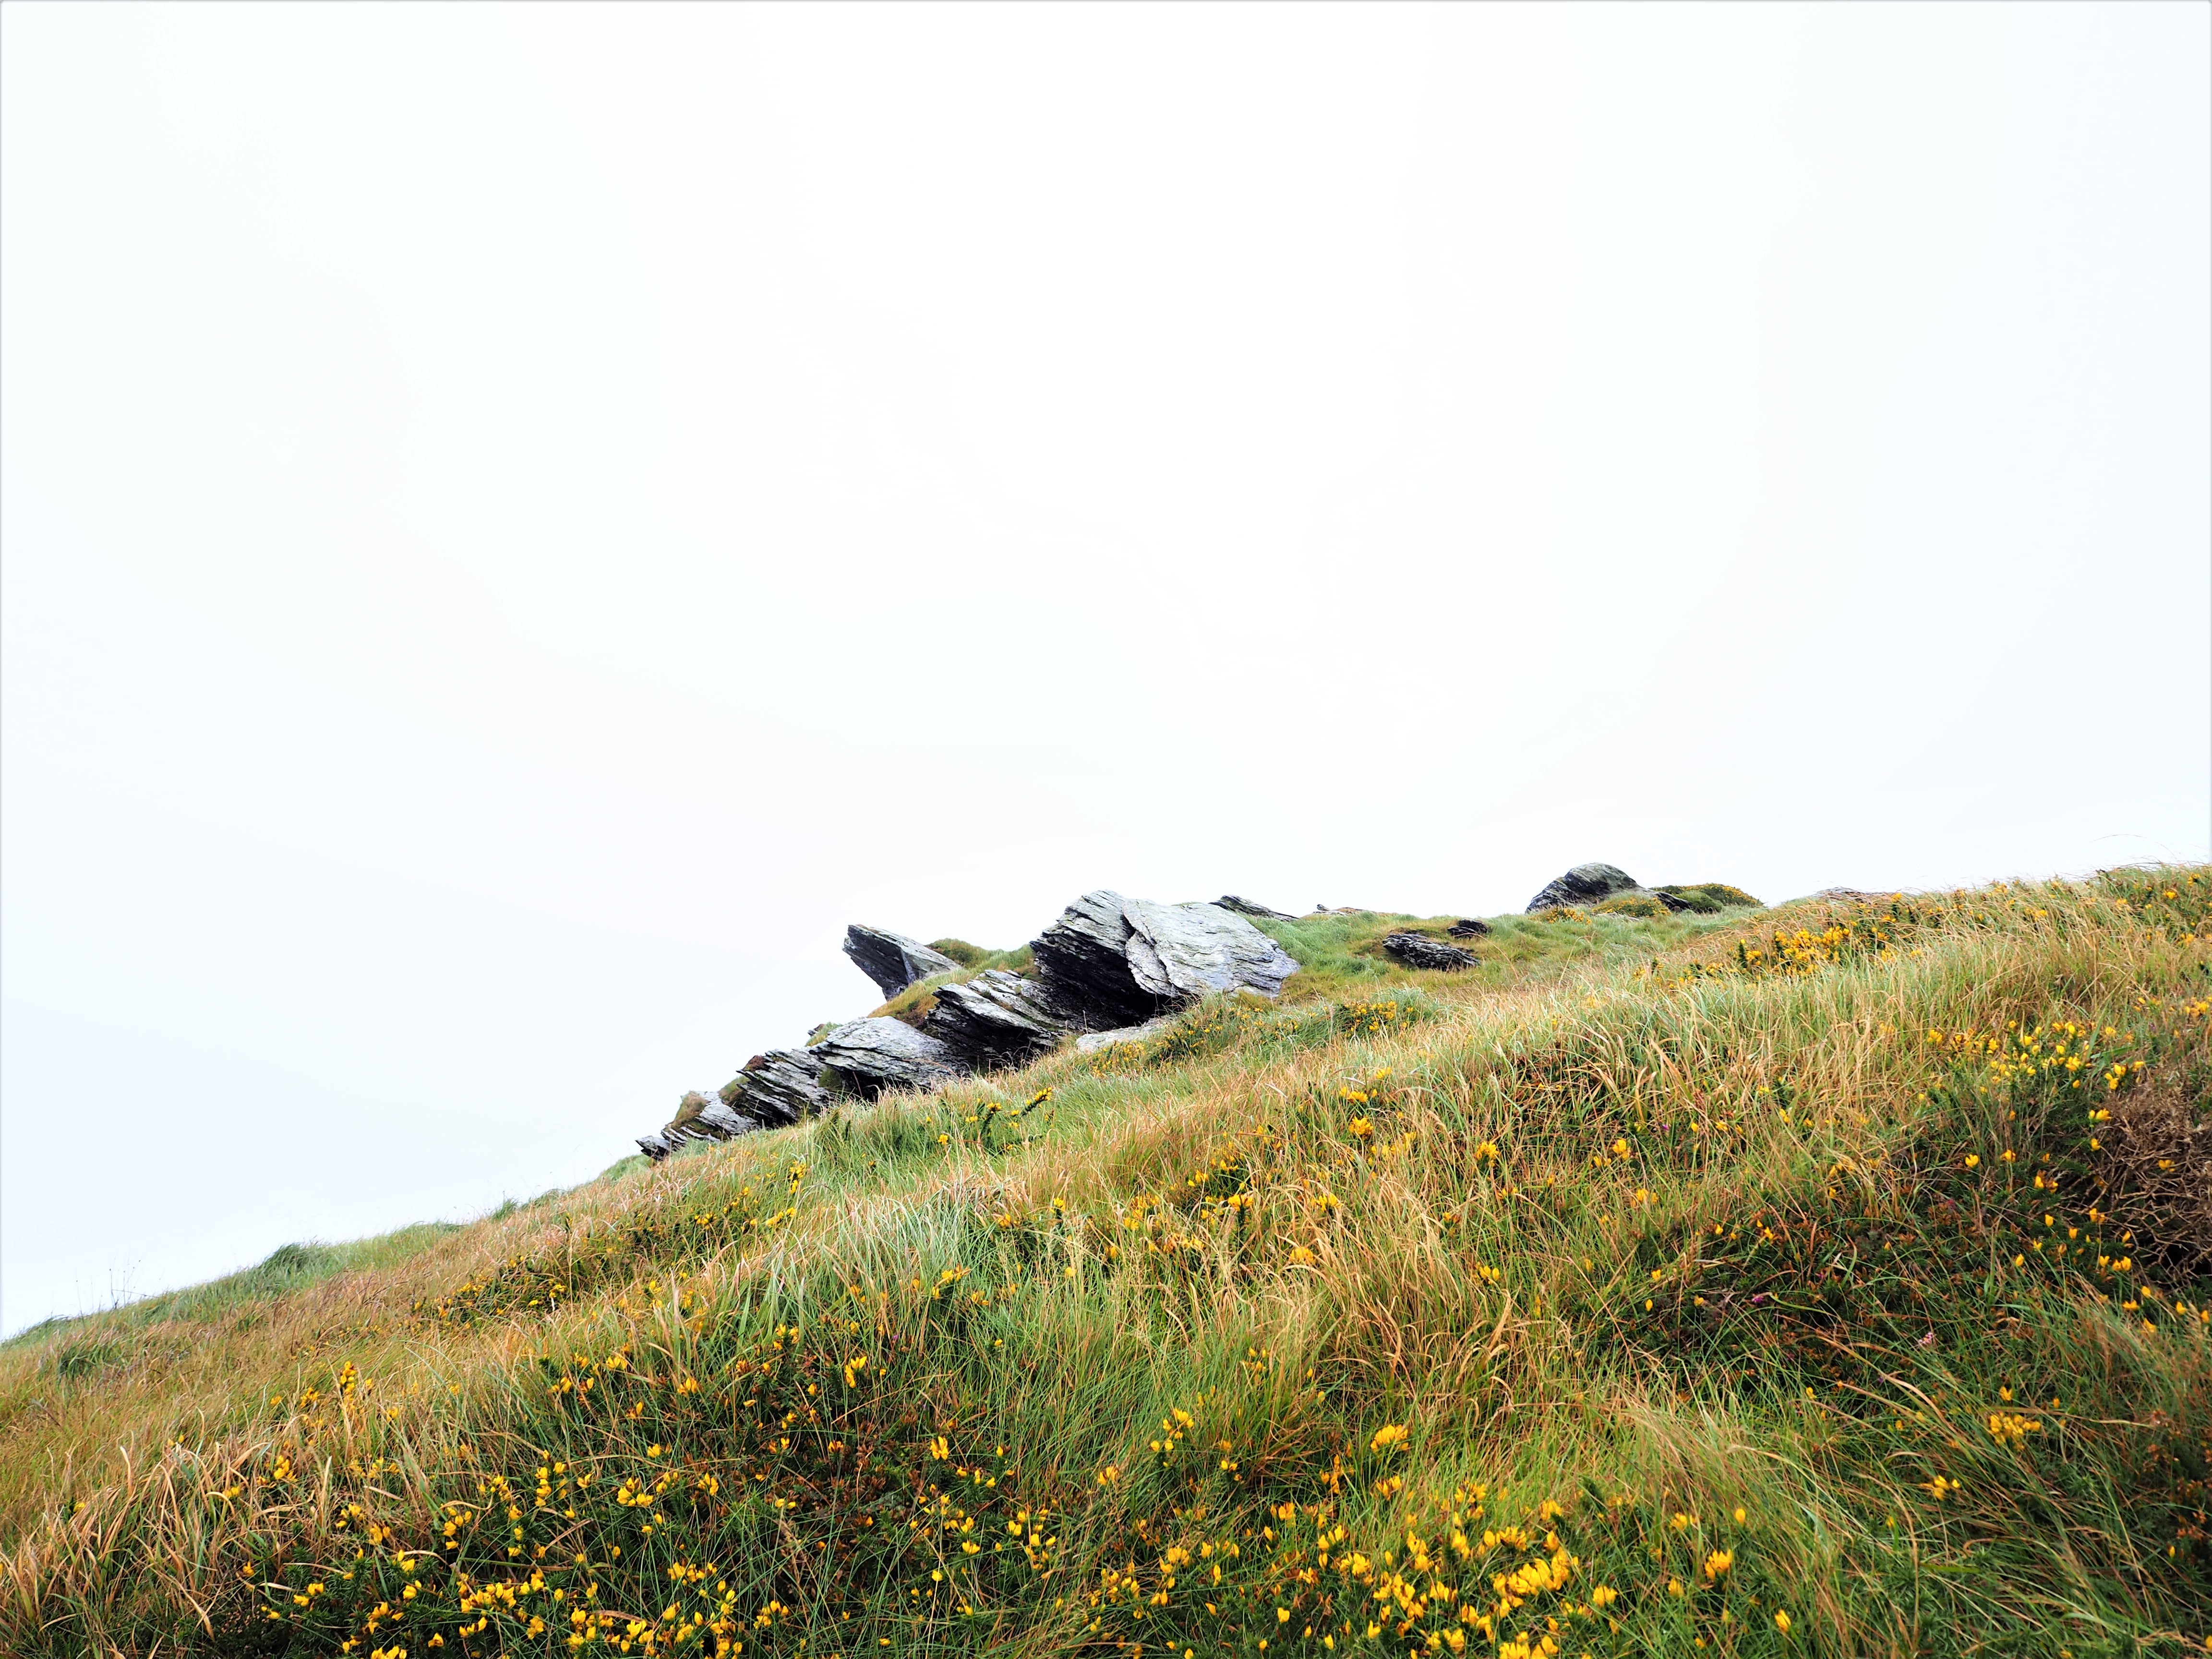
1246 906 1750 1003
4 871 2210 1658
2 1228 466 1355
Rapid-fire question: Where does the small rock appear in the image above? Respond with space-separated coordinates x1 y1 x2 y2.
1447 918 1491 938
1383 933 1480 971
843 926 961 999
811 1017 963 1099
1525 863 1642 913
1215 895 1294 920
924 969 1070 1067
1073 1013 1184 1053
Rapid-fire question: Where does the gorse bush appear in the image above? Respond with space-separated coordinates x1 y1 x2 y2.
2 872 2209 1657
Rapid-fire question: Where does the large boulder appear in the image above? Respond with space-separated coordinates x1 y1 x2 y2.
812 1017 963 1099
1032 890 1300 1029
924 969 1070 1067
1127 896 1300 999
1030 891 1162 1027
843 926 960 1000
1525 863 1642 912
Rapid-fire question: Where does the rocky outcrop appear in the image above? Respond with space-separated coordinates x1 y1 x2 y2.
639 889 1303 1157
1447 918 1491 938
1524 866 1764 917
637 1048 832 1159
1216 895 1294 920
1383 932 1480 971
1525 864 1642 912
720 1048 831 1127
923 969 1069 1067
812 1017 964 1099
637 1090 751 1159
843 926 960 1000
1032 891 1300 1029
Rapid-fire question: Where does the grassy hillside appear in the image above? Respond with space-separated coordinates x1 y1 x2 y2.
3 874 2209 1657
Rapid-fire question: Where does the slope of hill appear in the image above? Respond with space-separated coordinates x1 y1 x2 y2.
3 871 2208 1657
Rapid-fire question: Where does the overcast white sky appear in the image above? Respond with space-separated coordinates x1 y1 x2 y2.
3 2 2206 1335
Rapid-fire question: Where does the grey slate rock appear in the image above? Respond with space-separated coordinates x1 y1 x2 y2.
1447 918 1491 938
638 1090 734 1161
695 1099 756 1137
1216 895 1294 920
1383 932 1480 972
641 1046 837 1159
1073 1013 1184 1053
812 1016 963 1099
843 926 960 999
1525 863 1642 912
1032 890 1301 1029
924 969 1070 1067
720 1047 831 1128
1031 890 1162 1028
1125 897 1300 1000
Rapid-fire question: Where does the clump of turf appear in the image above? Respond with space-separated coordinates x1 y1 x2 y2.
1594 892 1671 919
1654 882 1762 913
